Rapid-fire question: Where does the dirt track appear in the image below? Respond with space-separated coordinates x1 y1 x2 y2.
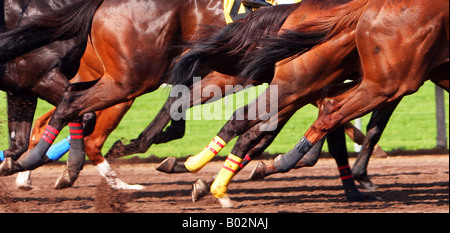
0 154 448 213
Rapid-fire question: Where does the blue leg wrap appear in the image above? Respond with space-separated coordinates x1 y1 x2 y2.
46 136 71 161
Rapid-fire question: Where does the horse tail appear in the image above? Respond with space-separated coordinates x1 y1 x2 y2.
0 0 104 63
240 0 369 81
169 3 301 86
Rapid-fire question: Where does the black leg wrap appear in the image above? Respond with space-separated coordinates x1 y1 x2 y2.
17 140 52 170
274 137 313 173
297 137 325 167
67 138 86 173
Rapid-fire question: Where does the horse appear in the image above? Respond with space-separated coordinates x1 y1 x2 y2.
0 0 134 189
242 0 448 184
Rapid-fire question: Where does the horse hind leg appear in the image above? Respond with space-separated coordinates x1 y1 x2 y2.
352 100 400 190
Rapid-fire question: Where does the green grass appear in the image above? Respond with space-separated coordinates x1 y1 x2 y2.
0 81 448 160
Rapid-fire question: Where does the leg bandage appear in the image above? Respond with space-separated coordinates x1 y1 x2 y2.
210 154 243 198
68 122 85 172
338 164 353 181
18 125 60 170
274 136 313 173
46 136 71 161
185 136 226 173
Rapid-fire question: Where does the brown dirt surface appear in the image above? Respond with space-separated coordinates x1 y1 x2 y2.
0 154 448 213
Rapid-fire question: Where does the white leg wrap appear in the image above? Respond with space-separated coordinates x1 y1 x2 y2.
15 171 32 190
95 160 144 190
217 196 234 208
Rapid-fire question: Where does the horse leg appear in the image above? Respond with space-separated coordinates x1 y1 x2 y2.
105 95 180 159
85 101 144 190
352 100 400 190
326 126 378 201
1 92 37 161
208 102 300 207
156 72 262 173
343 122 387 158
53 116 88 188
28 108 55 149
1 92 37 190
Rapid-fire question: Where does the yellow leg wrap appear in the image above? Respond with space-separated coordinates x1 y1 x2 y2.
211 154 243 199
184 136 227 173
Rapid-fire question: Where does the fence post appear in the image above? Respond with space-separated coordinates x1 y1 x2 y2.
435 85 447 148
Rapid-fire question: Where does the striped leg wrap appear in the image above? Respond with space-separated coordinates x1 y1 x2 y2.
210 154 243 198
17 125 60 170
338 164 353 181
41 125 60 144
185 136 227 173
237 154 251 172
69 123 84 140
67 122 85 173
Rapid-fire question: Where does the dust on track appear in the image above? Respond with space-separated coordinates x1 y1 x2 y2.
0 155 448 213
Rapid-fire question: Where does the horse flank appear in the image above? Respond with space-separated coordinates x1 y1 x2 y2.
240 0 369 82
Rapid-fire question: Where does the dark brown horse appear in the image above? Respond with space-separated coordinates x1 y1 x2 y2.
0 0 102 187
246 0 449 184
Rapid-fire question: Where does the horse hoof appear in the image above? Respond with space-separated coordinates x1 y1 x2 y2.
217 196 234 208
15 171 33 191
156 157 176 173
249 161 266 181
0 157 25 177
355 174 378 190
192 179 209 202
372 144 388 158
156 157 188 173
111 179 145 190
54 169 75 189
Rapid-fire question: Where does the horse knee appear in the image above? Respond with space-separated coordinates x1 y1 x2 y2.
82 112 97 136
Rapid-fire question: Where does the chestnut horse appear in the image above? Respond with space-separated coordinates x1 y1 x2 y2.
250 0 448 179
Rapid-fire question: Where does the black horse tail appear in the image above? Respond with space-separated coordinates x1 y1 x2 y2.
240 0 369 82
169 3 301 86
0 0 104 63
